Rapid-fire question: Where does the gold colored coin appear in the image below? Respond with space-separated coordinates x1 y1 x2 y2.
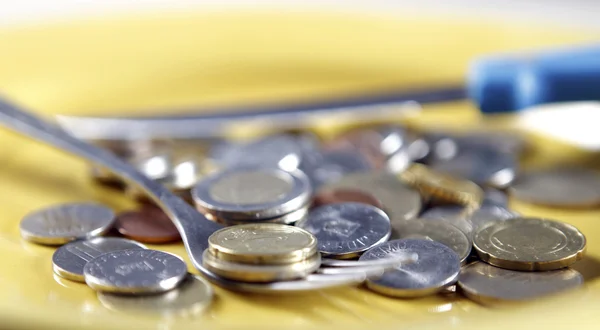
208 223 317 264
399 163 483 208
473 217 586 271
202 249 321 282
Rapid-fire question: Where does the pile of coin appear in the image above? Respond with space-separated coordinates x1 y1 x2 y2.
19 202 213 315
202 223 321 282
17 122 599 310
191 167 312 225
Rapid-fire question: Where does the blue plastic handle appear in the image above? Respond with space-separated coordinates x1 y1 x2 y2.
468 44 600 113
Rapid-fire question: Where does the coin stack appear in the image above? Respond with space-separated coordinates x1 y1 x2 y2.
191 167 313 225
202 223 322 282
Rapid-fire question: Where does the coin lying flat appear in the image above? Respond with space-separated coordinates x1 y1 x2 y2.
202 249 321 283
421 205 518 237
430 146 517 188
312 189 383 209
97 274 213 315
458 262 584 305
20 203 115 245
208 223 317 264
400 164 483 208
482 188 509 207
391 220 471 263
52 237 147 282
298 150 372 189
192 167 312 220
320 172 421 222
359 239 461 298
510 167 600 208
473 217 586 271
114 205 181 244
297 202 391 259
84 249 187 294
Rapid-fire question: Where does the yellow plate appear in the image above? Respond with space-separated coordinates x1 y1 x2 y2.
1 10 600 330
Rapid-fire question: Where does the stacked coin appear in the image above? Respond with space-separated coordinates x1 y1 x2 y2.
202 223 321 282
191 167 312 225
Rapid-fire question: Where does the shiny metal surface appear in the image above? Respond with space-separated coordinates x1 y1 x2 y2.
19 203 115 245
208 223 317 264
297 202 391 259
52 237 146 282
458 262 584 305
84 249 188 294
391 220 471 263
473 217 586 271
192 167 312 220
421 204 518 237
359 239 461 298
0 98 224 273
201 249 321 283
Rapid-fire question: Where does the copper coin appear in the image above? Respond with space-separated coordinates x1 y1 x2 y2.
114 205 181 244
312 189 383 209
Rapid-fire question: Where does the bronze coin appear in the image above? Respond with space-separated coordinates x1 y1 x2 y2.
114 205 181 244
312 189 383 209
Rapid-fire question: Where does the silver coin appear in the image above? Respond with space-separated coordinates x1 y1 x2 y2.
420 133 459 163
20 203 115 245
458 262 584 305
456 131 527 155
209 135 303 171
297 202 391 259
84 249 187 294
359 239 461 297
52 237 147 282
214 204 309 225
431 146 517 188
420 205 517 237
97 274 213 315
130 152 172 181
320 172 422 222
298 150 371 189
192 167 312 220
391 220 471 263
510 167 600 207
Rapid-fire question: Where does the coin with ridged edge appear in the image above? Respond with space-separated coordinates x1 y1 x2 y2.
52 237 147 282
202 249 321 282
359 239 461 297
83 249 187 294
399 163 483 208
20 203 115 245
473 217 586 271
297 202 391 259
208 223 317 264
458 262 584 305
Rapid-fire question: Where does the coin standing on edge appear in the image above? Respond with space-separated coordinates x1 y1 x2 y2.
20 203 115 245
202 249 321 282
391 220 471 263
114 205 181 244
359 239 461 298
312 189 383 209
52 237 147 282
97 274 213 315
458 262 584 305
510 167 600 208
297 202 391 259
473 217 586 271
208 223 317 264
320 172 422 222
84 249 188 294
192 167 312 220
